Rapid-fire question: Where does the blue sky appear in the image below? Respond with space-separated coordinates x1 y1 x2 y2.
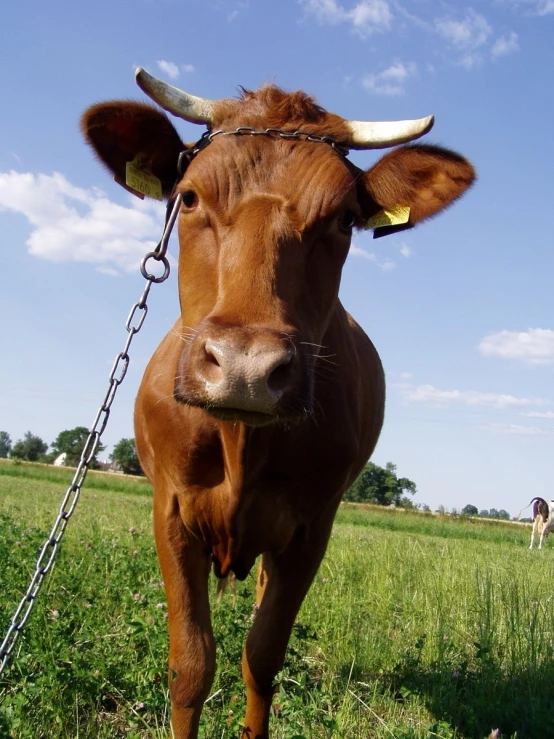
1 0 553 516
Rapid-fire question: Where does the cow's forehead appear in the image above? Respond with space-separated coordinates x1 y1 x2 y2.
180 134 360 222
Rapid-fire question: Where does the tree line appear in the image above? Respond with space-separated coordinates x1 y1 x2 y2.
1 429 416 502
0 428 142 476
459 504 512 520
0 432 525 519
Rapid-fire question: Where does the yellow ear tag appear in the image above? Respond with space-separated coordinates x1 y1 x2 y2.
125 156 163 201
366 206 410 230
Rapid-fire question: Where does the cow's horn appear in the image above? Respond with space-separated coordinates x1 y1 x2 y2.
346 115 434 149
135 68 215 124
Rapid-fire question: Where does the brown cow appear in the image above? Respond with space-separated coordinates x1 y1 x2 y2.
81 69 475 738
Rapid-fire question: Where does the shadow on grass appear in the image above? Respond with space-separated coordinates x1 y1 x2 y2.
348 659 554 739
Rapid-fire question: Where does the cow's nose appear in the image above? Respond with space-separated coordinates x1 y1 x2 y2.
199 337 296 409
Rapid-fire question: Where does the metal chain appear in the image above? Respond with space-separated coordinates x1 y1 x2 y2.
0 123 345 681
0 194 182 680
186 126 351 160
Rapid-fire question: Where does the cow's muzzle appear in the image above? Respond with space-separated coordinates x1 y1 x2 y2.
175 325 309 425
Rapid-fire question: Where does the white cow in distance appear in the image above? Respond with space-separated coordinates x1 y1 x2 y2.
53 453 67 467
523 497 554 550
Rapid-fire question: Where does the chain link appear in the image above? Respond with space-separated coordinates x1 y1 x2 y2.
0 194 182 680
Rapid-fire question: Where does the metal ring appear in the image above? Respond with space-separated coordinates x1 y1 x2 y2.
140 252 171 283
207 129 225 142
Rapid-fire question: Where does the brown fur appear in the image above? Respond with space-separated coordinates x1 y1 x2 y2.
81 102 183 197
211 85 352 141
362 143 476 227
81 84 475 738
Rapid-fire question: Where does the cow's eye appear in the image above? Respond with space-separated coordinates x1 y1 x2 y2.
340 210 356 233
182 190 198 209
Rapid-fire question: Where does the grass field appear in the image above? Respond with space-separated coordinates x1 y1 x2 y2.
1 459 553 738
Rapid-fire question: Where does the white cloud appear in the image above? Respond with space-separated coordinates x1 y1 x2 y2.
362 61 417 96
399 243 412 258
300 0 392 36
0 170 165 274
435 9 492 49
478 329 554 365
435 9 492 68
485 423 554 436
156 59 180 80
349 243 374 259
397 383 550 410
511 0 554 15
458 52 484 70
182 63 195 73
348 0 392 34
536 0 554 13
349 242 396 270
491 32 520 59
224 0 253 21
300 0 350 24
393 4 431 31
96 266 119 277
526 411 554 419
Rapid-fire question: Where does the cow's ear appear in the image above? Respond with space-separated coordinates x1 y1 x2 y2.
360 144 476 237
81 101 185 199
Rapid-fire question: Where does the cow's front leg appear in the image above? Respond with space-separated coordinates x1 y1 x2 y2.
240 511 335 738
154 495 215 739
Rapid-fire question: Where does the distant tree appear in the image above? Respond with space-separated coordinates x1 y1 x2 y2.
0 431 12 459
478 508 511 521
345 462 416 506
110 438 143 476
50 426 105 468
11 432 48 462
462 504 479 516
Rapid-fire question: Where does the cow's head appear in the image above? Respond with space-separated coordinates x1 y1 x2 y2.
82 70 475 427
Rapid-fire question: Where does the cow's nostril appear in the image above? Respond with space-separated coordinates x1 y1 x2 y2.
202 344 223 383
267 357 293 395
204 347 221 367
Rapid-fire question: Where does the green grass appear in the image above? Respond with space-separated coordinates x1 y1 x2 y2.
336 504 531 546
0 459 153 498
1 460 553 738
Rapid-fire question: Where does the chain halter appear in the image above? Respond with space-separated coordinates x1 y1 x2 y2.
179 125 351 173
